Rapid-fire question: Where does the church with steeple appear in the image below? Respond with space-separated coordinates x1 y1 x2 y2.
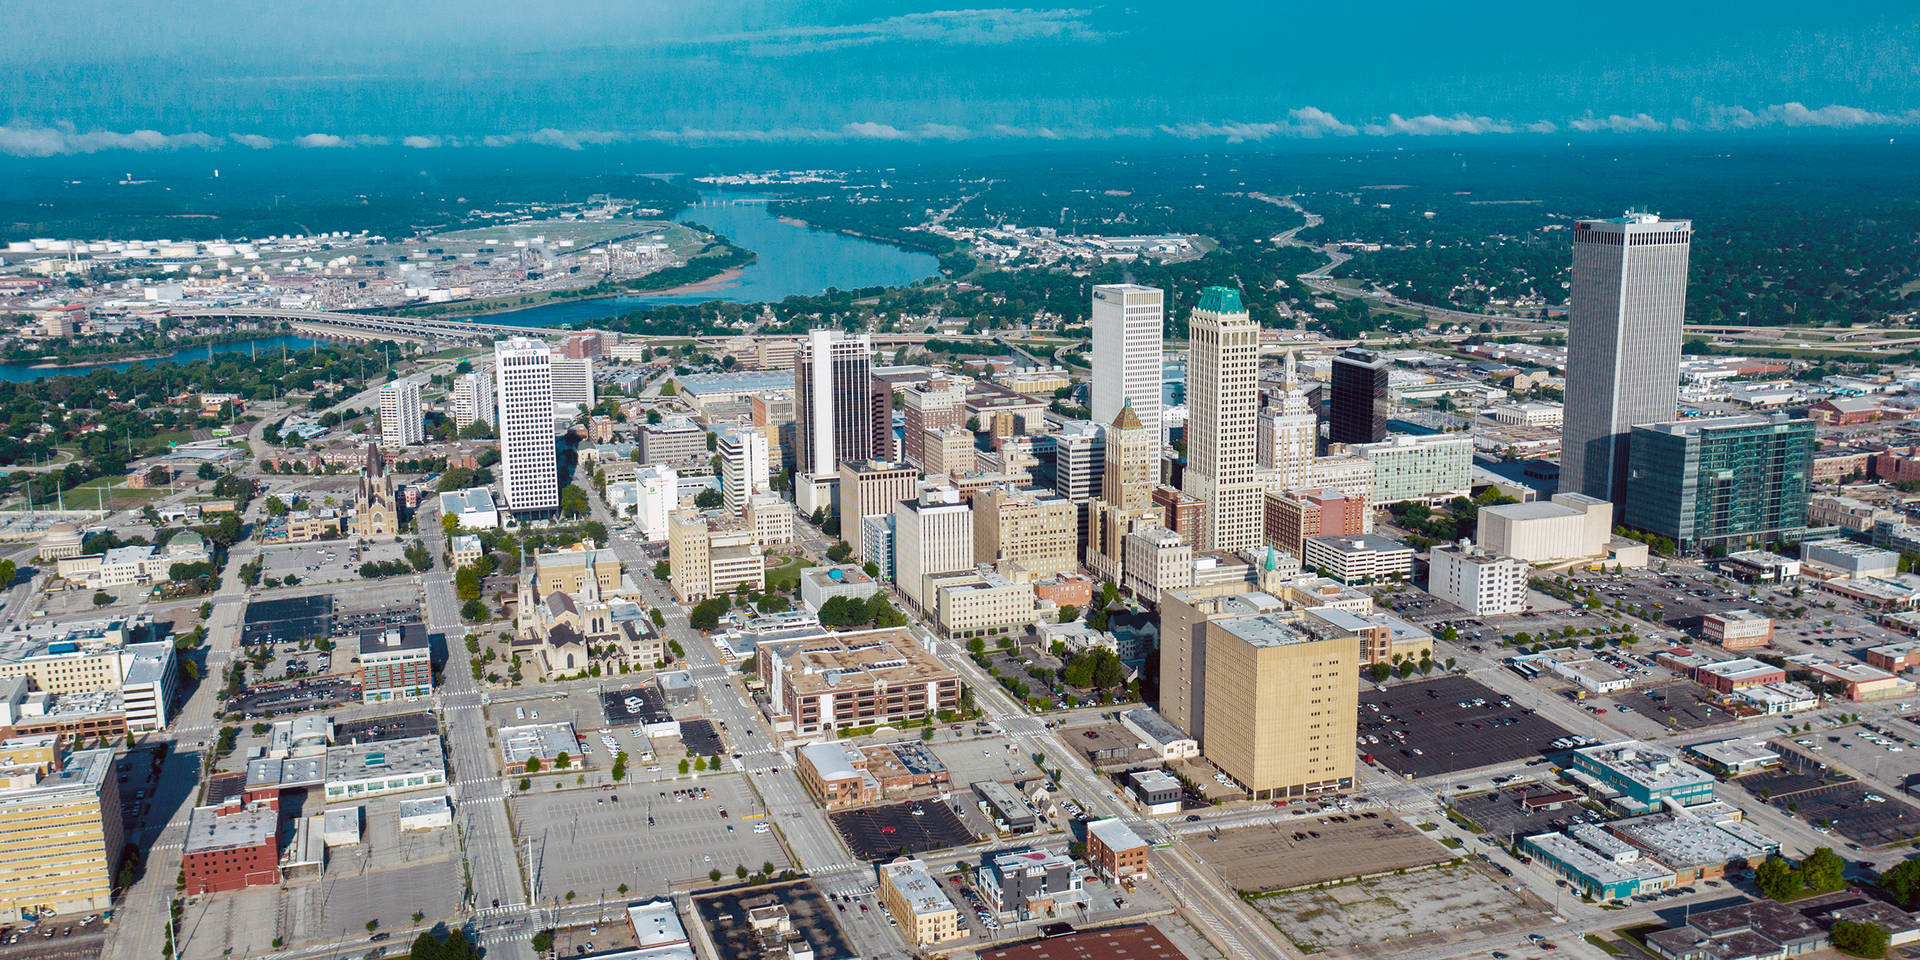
350 442 401 538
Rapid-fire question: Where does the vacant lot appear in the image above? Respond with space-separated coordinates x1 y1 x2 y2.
1193 812 1453 894
1253 862 1543 953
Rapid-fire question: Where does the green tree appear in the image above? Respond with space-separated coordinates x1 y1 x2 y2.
689 597 730 631
454 566 482 602
559 484 591 518
554 752 571 770
1882 857 1920 908
461 599 488 622
679 758 691 775
1369 662 1392 683
1831 920 1890 959
826 540 852 563
652 560 670 579
649 607 665 626
1057 604 1079 623
1801 847 1846 892
441 512 460 538
404 539 432 571
92 590 112 606
694 488 725 510
1755 856 1800 900
524 757 542 774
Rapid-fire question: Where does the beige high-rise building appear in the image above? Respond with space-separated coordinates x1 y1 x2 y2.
1122 524 1193 603
1259 351 1319 489
1101 400 1155 512
839 460 918 561
1201 610 1358 798
667 510 765 602
922 425 976 478
1158 590 1287 742
893 489 975 612
1182 287 1262 552
972 486 1077 578
0 743 123 922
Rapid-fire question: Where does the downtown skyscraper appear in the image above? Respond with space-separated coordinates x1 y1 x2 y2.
1258 350 1319 490
378 378 423 447
1091 284 1164 446
794 329 875 516
1182 286 1262 552
1561 213 1693 504
1329 348 1390 445
495 337 559 515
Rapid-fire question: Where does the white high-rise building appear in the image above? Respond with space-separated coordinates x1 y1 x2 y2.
1561 212 1692 504
892 487 974 613
1182 286 1262 552
1428 540 1529 615
550 357 595 415
717 428 770 517
379 379 423 447
495 337 559 514
1091 284 1163 447
633 464 678 541
1258 350 1318 490
451 368 494 430
794 329 874 514
1052 420 1104 503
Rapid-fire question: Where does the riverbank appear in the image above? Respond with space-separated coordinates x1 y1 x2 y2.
29 351 170 369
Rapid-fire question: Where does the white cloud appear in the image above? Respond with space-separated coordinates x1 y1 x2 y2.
722 8 1103 55
401 135 443 149
1569 112 1665 133
1289 107 1357 137
0 123 217 157
1363 113 1513 136
230 133 276 149
1525 120 1558 134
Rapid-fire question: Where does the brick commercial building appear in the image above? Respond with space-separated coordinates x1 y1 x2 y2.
1084 818 1150 881
1694 658 1787 694
761 628 961 735
1701 610 1773 650
182 805 281 894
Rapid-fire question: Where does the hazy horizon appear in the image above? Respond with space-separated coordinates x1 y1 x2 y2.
3 1 1917 159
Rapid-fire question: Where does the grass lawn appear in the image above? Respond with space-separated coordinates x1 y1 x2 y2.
46 477 170 512
764 555 812 592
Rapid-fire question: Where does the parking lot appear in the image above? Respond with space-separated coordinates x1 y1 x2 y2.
693 881 856 960
1361 676 1577 778
240 593 335 646
1449 785 1594 842
335 712 439 744
1739 751 1920 847
1191 812 1454 893
599 686 671 728
509 775 786 897
930 737 1041 792
680 718 724 757
225 675 359 718
831 799 977 861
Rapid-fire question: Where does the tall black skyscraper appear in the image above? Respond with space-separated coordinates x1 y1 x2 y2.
1329 348 1390 444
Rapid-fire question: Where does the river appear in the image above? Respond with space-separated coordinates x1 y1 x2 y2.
0 193 938 381
0 335 321 383
479 191 942 328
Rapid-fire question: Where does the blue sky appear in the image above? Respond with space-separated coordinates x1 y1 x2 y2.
2 1 1916 156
